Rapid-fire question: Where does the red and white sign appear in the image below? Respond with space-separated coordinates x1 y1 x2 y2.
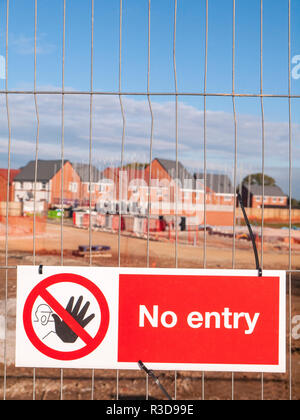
22 273 110 361
16 266 286 372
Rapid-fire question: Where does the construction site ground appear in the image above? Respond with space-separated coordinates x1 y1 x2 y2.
0 221 299 400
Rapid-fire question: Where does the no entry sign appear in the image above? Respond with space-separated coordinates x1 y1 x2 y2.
22 273 110 361
16 266 286 372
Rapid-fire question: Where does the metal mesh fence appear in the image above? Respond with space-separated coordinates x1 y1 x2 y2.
0 0 299 400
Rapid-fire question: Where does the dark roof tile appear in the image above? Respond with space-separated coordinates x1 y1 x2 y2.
244 184 286 197
14 160 67 182
194 173 233 193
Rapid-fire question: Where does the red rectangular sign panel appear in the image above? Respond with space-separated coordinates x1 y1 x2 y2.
118 273 285 371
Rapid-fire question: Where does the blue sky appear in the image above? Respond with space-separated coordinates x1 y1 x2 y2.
2 0 300 95
0 0 299 198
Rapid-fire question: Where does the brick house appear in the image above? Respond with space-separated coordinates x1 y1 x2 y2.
13 160 81 206
240 184 288 209
193 173 235 207
144 158 199 216
97 158 204 217
94 158 236 225
96 166 148 214
72 162 101 207
0 169 20 202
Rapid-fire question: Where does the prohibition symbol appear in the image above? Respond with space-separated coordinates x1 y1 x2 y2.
23 273 110 361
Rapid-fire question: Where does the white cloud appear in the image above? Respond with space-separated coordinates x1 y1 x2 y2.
10 33 56 55
0 92 299 197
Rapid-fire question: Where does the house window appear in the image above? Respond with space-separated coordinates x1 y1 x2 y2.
69 182 78 193
156 188 163 198
224 195 232 202
272 197 277 203
279 197 285 204
42 182 47 190
255 196 261 202
87 183 95 193
99 184 106 192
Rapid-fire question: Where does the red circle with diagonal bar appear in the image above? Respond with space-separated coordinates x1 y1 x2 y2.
23 273 110 361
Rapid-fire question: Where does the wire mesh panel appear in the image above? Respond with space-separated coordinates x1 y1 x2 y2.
0 0 299 400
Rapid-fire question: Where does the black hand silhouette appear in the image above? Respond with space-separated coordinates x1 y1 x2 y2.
52 296 95 343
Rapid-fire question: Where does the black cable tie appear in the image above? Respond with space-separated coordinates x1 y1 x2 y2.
237 193 262 277
138 360 172 400
38 265 43 275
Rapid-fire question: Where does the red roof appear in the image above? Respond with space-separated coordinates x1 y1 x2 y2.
0 169 21 182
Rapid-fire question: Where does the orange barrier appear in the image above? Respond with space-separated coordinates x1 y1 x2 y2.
167 222 175 242
82 213 90 228
0 216 47 235
112 215 125 231
205 211 234 226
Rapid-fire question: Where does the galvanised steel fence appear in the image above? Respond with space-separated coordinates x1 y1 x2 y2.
0 0 299 400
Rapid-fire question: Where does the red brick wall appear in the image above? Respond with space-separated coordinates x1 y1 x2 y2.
145 159 172 184
145 160 182 204
251 195 288 208
0 173 17 202
0 174 7 202
50 162 82 205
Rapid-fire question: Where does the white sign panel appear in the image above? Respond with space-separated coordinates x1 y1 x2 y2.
16 266 286 373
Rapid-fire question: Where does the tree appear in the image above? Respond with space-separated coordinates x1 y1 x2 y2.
241 173 276 187
122 162 148 170
289 198 300 209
